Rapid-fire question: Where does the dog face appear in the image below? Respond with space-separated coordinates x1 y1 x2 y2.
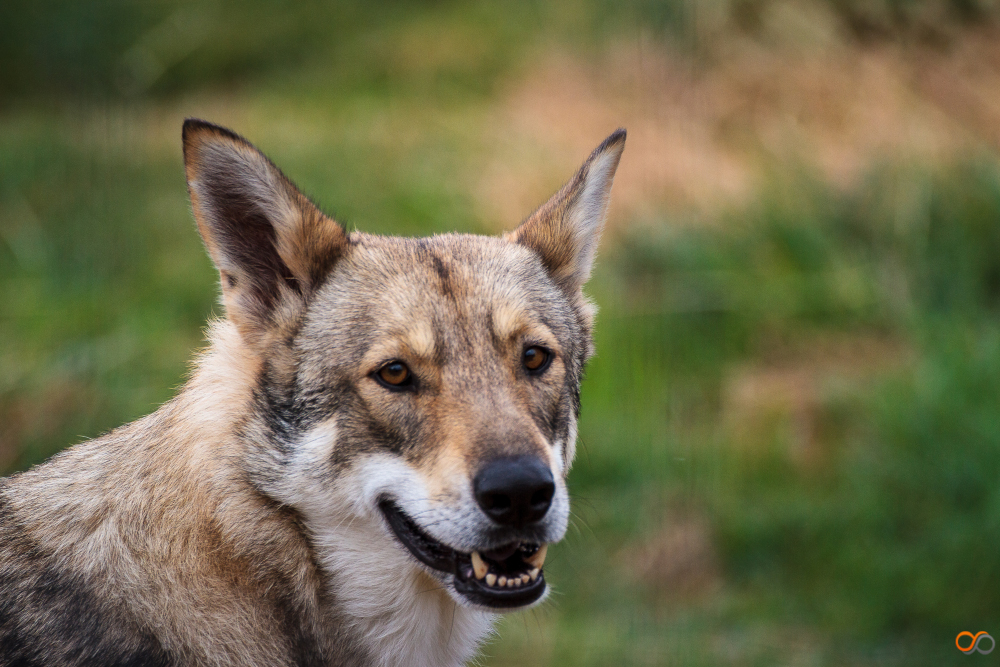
183 120 624 610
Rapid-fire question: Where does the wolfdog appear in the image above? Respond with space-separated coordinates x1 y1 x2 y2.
0 120 625 666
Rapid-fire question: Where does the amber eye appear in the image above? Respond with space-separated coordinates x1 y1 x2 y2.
523 346 551 373
376 361 413 388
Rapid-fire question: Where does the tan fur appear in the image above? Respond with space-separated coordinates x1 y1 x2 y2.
402 319 437 360
4 322 334 665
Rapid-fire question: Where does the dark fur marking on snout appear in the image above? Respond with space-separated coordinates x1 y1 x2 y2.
324 390 423 471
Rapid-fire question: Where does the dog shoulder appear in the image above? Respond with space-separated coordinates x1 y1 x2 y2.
0 424 351 667
0 482 176 667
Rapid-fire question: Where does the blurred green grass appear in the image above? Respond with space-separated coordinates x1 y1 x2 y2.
3 1 1000 665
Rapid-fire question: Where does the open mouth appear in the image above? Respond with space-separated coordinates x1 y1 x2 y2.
378 499 547 608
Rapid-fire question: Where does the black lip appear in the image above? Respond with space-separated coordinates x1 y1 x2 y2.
378 498 456 572
378 499 547 609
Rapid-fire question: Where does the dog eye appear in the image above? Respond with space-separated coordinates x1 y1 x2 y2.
376 361 413 389
522 346 551 373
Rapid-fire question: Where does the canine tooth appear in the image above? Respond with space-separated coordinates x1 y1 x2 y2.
498 576 507 587
528 568 540 581
524 544 547 569
471 551 488 580
486 573 497 586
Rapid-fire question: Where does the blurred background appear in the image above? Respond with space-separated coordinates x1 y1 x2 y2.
2 0 1000 664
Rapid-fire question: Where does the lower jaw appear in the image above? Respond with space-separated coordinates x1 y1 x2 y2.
452 573 547 609
377 499 548 609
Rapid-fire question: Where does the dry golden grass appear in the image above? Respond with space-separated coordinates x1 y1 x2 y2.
475 7 1000 234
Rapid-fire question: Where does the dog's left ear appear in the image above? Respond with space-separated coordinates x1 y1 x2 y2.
507 129 625 293
183 119 347 347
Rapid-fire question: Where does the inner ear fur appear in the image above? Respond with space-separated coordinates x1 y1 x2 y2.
507 129 626 294
183 119 347 346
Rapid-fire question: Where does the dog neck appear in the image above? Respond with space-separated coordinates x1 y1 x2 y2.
309 507 495 667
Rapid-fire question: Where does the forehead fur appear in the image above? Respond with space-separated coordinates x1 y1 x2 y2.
297 232 581 368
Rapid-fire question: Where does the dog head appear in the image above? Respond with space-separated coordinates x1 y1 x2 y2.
183 120 624 610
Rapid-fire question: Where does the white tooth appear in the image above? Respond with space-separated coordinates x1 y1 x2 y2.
498 576 507 587
486 573 497 586
525 544 547 569
529 568 540 581
506 578 515 587
471 552 488 580
515 576 524 586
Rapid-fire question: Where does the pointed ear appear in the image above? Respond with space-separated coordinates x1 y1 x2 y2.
507 129 625 293
183 119 347 346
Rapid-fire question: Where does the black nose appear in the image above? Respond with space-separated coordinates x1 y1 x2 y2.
473 456 555 527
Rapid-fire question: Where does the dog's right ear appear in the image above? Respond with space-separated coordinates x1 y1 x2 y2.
507 129 625 296
183 119 347 347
